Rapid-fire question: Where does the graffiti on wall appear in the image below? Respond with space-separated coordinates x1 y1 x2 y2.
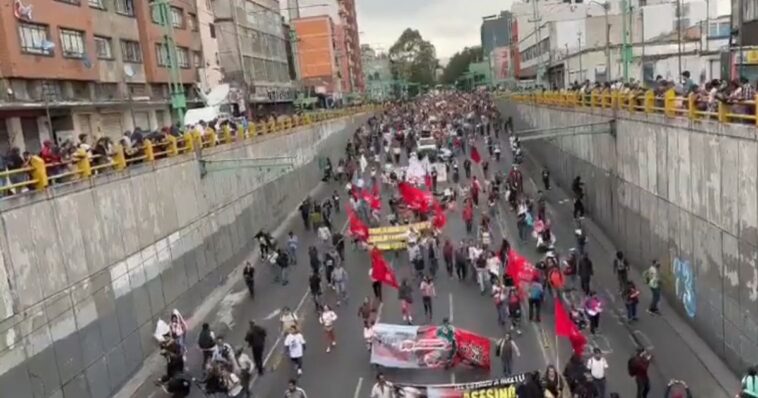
673 257 697 318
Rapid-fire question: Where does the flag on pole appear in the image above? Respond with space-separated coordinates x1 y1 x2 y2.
370 248 399 288
398 181 431 213
470 146 482 164
554 300 587 356
347 206 369 241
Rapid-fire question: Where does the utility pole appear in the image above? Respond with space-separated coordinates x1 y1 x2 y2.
621 0 631 81
602 2 611 82
578 31 583 81
151 0 187 124
677 0 682 78
529 0 543 86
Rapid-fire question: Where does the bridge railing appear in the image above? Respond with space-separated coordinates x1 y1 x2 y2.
507 90 758 127
0 106 376 197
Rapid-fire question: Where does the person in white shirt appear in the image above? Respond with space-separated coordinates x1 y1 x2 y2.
370 373 395 398
236 347 253 397
319 305 338 352
587 348 608 397
283 326 306 375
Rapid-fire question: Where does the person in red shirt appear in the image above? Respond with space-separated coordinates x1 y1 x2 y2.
462 200 474 234
629 348 652 397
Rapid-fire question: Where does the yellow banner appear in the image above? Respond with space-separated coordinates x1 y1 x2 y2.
368 222 431 251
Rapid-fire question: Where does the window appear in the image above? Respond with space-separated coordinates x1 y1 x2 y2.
94 36 113 59
88 0 105 9
188 13 198 31
151 5 162 23
59 29 85 58
115 0 134 16
193 51 203 68
121 39 142 63
209 23 216 38
170 7 184 28
155 43 170 66
18 22 51 55
177 47 190 68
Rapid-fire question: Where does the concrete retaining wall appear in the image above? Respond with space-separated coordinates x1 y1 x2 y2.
498 100 758 373
0 114 369 398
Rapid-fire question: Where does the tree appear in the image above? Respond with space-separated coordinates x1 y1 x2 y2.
389 28 438 86
440 46 483 84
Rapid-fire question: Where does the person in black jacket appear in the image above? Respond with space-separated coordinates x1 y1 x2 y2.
578 253 594 295
244 321 267 375
197 323 216 369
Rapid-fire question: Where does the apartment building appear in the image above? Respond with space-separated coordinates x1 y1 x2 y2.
292 15 342 95
196 0 223 92
337 0 364 93
0 0 204 154
214 0 296 113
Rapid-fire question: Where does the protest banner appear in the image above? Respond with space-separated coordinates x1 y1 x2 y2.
368 221 431 250
370 323 491 369
392 374 527 398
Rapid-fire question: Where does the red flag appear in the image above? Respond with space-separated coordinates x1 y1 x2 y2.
555 300 587 356
370 248 399 288
471 146 482 164
432 200 446 229
506 249 537 298
361 187 381 211
398 182 431 213
347 206 369 241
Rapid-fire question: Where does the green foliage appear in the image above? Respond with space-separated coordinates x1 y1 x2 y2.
440 46 483 84
388 28 438 86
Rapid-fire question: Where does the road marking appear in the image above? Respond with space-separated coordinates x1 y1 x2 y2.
249 221 349 388
530 322 551 367
263 308 282 321
353 377 364 398
450 372 456 384
448 293 454 322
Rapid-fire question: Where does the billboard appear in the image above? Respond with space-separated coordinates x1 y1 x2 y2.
491 47 512 81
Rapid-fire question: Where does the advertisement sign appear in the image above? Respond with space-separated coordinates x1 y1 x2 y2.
370 323 491 369
392 374 527 398
491 47 511 81
368 222 431 250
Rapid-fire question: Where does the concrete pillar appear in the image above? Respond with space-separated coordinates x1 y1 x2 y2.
36 116 51 143
122 110 135 133
6 117 26 151
148 110 159 130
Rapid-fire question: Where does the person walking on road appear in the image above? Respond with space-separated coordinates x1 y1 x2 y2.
492 278 508 326
299 199 311 231
284 326 306 375
527 276 544 322
332 261 349 306
308 272 323 313
370 373 394 398
455 243 468 281
244 321 267 375
578 252 594 295
587 347 609 398
443 239 454 278
279 307 299 335
420 275 436 322
399 279 414 324
496 332 520 376
624 281 641 322
284 378 308 398
286 232 298 265
644 260 662 315
235 347 253 397
740 366 758 398
628 348 652 398
585 291 603 335
197 323 216 369
276 248 290 286
613 251 630 293
319 305 338 352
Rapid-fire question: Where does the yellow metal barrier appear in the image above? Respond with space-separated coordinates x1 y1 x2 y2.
0 106 371 198
511 90 758 127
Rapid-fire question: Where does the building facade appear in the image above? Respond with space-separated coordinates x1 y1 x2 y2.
292 15 341 95
481 11 514 58
214 0 296 113
0 0 204 153
362 44 392 101
196 0 223 92
337 0 364 93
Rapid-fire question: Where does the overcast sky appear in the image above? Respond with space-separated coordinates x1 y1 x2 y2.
356 0 514 62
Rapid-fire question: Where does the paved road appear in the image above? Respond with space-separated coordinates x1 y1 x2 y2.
128 121 737 398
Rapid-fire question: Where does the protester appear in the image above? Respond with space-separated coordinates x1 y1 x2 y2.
370 373 394 398
284 326 306 375
628 348 652 398
244 321 267 375
587 347 609 397
496 332 521 376
420 275 436 322
319 305 338 352
198 323 216 369
644 260 662 315
398 278 414 324
284 378 308 398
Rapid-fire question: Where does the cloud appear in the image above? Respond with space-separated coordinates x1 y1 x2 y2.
356 0 513 58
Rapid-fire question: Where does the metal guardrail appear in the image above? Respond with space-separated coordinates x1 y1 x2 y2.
505 90 758 127
0 106 376 197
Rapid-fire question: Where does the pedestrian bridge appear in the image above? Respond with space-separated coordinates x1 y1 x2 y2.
0 108 373 397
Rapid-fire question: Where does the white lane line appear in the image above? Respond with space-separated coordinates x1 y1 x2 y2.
530 322 551 367
353 377 364 398
263 308 282 321
448 293 454 322
249 219 349 389
450 372 456 384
